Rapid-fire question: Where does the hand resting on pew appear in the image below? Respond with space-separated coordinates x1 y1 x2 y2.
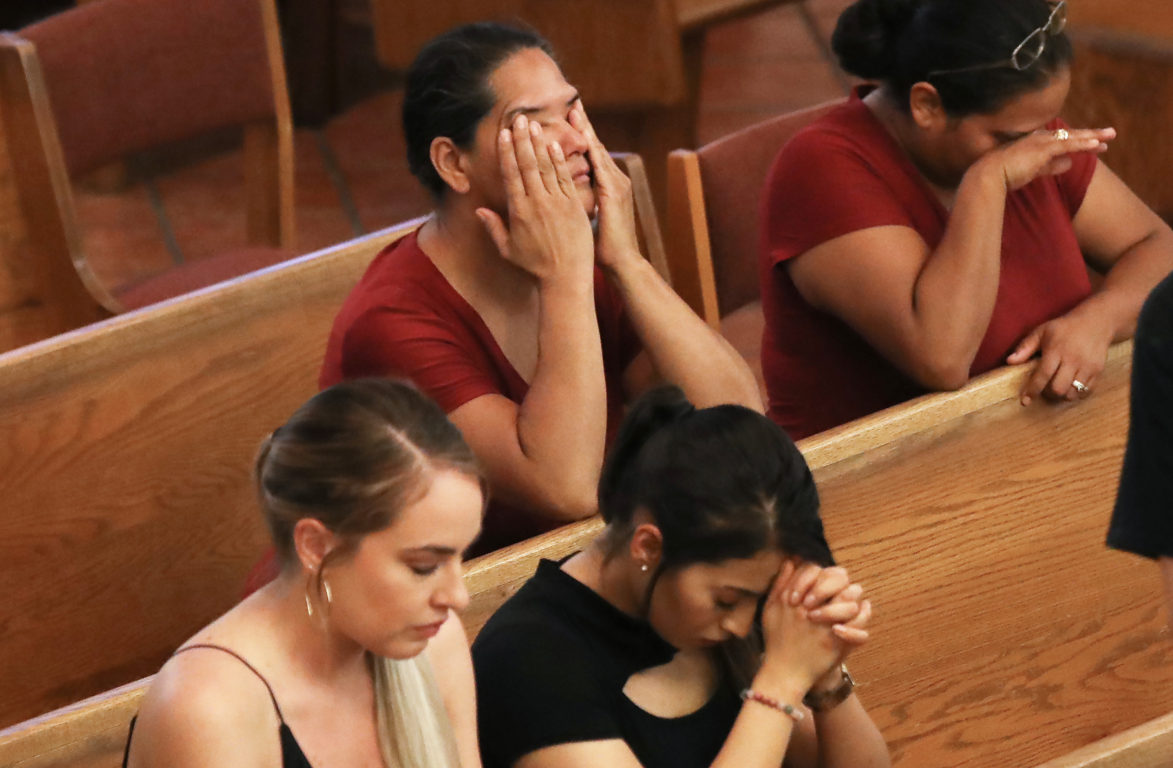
761 0 1173 439
124 380 483 768
472 386 890 768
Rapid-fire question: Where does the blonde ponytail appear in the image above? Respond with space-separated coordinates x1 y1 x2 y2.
371 653 461 768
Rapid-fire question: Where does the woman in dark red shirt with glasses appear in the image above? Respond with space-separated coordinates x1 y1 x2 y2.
761 0 1173 439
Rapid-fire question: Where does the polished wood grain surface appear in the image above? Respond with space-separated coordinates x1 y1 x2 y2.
0 147 664 731
1 342 1154 768
1031 710 1173 768
0 219 420 730
807 343 1172 768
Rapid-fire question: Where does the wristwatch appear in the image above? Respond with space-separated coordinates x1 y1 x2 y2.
803 665 855 712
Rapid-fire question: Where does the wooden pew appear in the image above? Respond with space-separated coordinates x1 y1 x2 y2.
0 217 424 730
0 151 662 731
1031 711 1173 768
3 340 1162 767
0 517 604 768
808 341 1172 766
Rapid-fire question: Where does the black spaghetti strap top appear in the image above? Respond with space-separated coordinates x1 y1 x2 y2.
122 643 314 768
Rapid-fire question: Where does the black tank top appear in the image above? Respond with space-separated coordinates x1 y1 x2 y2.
122 643 314 768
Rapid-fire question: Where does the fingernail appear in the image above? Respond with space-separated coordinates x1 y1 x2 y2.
809 609 822 619
1021 396 1031 406
804 595 817 607
500 128 510 142
516 114 527 130
789 591 800 605
531 122 541 136
552 142 564 158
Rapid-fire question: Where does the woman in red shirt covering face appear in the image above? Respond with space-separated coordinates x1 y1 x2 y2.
760 0 1173 439
321 24 760 555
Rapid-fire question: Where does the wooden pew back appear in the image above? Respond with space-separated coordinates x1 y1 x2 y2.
1064 27 1173 222
0 219 422 729
0 149 663 731
3 342 1162 768
0 516 606 768
806 341 1172 767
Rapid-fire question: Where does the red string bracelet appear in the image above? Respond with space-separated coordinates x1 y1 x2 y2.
740 688 805 722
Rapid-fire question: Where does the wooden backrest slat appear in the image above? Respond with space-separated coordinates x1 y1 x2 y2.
0 218 422 729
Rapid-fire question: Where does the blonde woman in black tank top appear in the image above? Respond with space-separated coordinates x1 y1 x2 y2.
123 379 485 768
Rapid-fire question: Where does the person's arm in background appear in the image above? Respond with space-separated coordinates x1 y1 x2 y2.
789 129 1112 391
571 104 763 412
456 115 606 521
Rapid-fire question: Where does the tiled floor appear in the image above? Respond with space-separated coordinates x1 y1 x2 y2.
0 0 854 353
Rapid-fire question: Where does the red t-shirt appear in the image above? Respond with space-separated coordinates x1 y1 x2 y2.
760 91 1096 440
320 230 641 555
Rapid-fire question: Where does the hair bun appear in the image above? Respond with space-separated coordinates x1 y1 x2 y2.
597 386 694 523
831 0 923 80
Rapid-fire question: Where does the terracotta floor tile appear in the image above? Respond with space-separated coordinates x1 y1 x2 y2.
293 130 360 254
0 0 871 351
325 91 432 232
75 184 176 291
151 151 250 265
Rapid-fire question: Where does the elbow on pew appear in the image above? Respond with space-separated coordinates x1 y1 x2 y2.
522 481 599 525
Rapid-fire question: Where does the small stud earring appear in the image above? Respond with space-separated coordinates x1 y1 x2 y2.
640 563 649 573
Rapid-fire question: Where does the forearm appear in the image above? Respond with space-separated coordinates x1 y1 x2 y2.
515 278 608 517
1082 227 1173 341
607 254 762 411
710 669 808 768
906 161 1007 386
812 696 890 768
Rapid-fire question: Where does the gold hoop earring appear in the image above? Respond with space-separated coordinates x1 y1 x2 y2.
304 588 314 618
323 579 333 606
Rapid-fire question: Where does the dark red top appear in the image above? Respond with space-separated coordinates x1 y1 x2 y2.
321 230 641 555
759 91 1097 440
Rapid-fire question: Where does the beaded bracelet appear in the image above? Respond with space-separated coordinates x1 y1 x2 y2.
740 688 806 722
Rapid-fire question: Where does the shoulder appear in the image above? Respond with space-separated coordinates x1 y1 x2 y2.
472 568 627 767
473 566 599 682
351 236 447 310
773 99 888 169
128 647 280 767
475 575 585 655
764 101 905 215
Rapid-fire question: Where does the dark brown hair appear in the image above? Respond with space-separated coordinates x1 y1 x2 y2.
255 378 484 571
832 0 1073 116
403 22 554 198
